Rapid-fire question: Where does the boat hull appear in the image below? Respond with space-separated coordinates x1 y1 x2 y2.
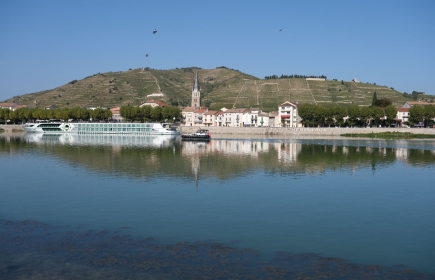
181 135 211 141
181 129 211 141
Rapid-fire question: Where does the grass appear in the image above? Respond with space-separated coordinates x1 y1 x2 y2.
341 131 435 139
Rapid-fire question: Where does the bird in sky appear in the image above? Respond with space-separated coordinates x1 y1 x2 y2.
153 29 157 35
279 29 282 31
146 54 149 57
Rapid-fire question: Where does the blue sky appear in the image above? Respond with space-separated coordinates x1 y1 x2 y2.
1 0 434 102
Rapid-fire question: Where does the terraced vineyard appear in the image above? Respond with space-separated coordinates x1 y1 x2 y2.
7 67 412 111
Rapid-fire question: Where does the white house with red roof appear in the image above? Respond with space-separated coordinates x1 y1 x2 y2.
193 107 208 126
181 107 196 126
0 102 18 110
396 107 410 124
203 110 219 127
140 99 168 108
110 107 123 122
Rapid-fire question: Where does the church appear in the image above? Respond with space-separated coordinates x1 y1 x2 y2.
191 72 201 108
181 72 206 126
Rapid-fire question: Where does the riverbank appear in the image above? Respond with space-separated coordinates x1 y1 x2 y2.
0 124 24 132
2 124 435 136
179 126 435 136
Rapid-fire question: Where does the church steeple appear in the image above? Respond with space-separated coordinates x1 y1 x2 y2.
191 72 201 108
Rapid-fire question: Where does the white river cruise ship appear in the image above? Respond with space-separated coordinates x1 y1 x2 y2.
23 122 179 135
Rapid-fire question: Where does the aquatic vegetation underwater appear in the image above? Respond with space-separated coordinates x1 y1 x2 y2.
1 219 433 280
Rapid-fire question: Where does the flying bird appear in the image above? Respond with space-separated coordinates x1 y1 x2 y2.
153 29 157 35
146 54 149 57
279 29 282 31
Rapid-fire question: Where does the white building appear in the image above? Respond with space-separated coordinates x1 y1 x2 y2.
203 110 218 127
110 107 123 122
181 107 196 126
278 101 300 127
223 108 249 127
396 107 410 124
140 100 168 108
257 112 270 127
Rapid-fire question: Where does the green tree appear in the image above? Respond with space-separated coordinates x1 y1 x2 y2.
423 105 435 127
91 108 106 122
371 91 377 106
374 98 392 108
312 105 326 127
359 106 371 127
120 106 134 122
140 106 152 122
384 105 397 127
150 106 162 121
324 106 336 127
409 105 424 126
8 110 17 124
78 108 90 121
297 103 316 127
346 105 360 127
370 106 385 127
333 106 347 127
0 109 9 124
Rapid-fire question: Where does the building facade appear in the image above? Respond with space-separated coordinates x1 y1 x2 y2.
278 101 300 127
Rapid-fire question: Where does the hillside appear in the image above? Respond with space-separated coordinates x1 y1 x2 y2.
6 67 413 112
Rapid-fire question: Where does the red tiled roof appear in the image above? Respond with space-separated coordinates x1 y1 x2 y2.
182 107 196 112
195 108 207 114
280 101 298 107
110 107 121 114
13 105 27 110
0 102 17 108
204 110 218 115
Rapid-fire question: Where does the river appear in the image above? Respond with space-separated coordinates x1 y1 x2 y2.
1 132 434 279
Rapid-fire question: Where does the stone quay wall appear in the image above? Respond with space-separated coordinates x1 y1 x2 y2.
0 124 24 131
180 126 435 136
2 124 435 136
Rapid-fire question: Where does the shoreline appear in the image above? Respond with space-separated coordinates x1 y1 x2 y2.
179 126 435 136
2 124 435 136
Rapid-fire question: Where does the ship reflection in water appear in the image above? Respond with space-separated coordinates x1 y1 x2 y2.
24 133 178 148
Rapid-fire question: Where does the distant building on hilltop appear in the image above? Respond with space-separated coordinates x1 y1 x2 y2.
147 93 164 98
140 100 168 108
403 101 432 108
306 78 325 81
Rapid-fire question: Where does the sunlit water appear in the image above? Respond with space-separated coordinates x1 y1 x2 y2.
1 132 434 279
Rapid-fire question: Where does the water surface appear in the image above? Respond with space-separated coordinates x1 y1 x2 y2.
1 132 434 279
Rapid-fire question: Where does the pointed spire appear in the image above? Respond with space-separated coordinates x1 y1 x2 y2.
193 72 200 91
